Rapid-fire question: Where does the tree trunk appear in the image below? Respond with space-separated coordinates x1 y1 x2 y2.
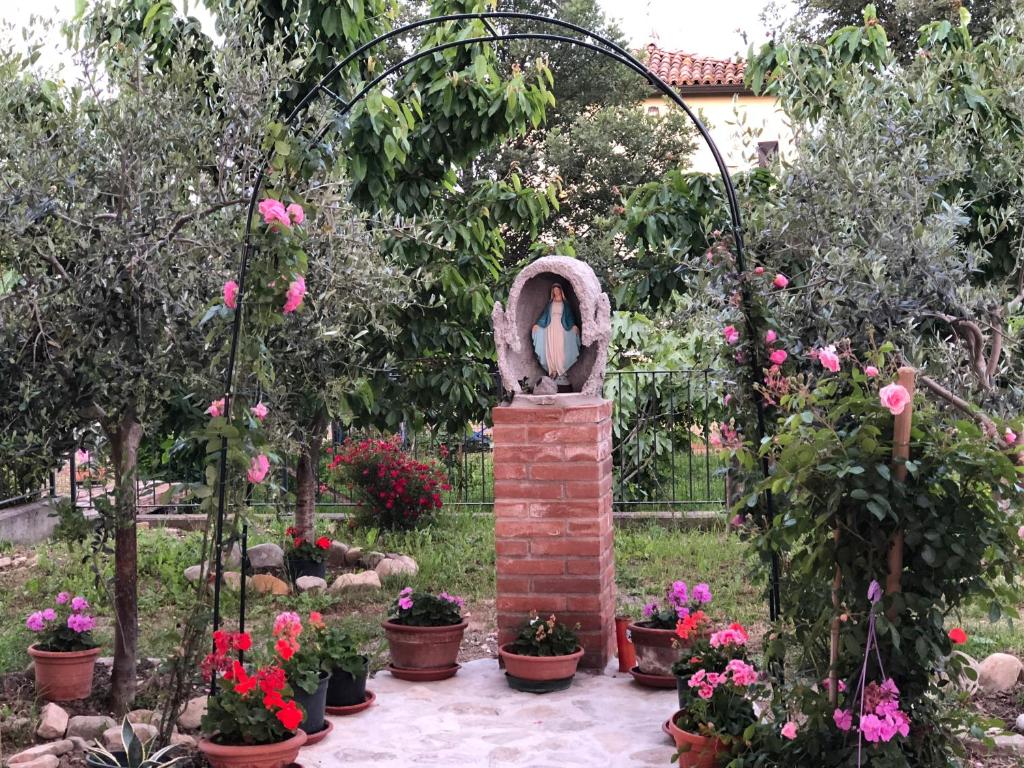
294 418 326 540
107 411 142 714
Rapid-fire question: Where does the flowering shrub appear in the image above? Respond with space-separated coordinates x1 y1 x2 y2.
672 622 750 705
284 527 331 563
639 579 712 630
200 629 304 745
508 614 580 657
25 592 98 652
328 438 451 530
388 587 464 627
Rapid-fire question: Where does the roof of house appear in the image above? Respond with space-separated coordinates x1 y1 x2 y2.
644 44 748 94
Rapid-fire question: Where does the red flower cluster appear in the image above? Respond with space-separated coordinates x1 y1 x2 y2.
284 527 331 559
328 438 451 530
675 610 709 641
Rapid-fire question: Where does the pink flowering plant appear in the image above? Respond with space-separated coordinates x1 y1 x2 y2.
25 592 98 652
639 579 712 630
388 587 465 627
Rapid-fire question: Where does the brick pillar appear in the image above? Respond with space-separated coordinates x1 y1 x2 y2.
492 395 615 670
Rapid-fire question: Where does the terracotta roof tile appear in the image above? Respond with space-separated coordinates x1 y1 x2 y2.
644 44 747 90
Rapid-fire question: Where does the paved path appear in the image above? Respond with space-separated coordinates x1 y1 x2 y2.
301 659 679 768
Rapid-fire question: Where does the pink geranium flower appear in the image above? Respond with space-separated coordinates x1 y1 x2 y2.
769 349 788 365
258 198 291 229
833 709 853 731
765 330 777 344
248 454 271 484
206 398 225 418
286 203 305 226
251 402 269 421
818 345 841 373
879 383 912 416
864 365 879 378
773 273 789 289
781 721 798 740
283 276 306 314
223 280 238 309
722 325 740 345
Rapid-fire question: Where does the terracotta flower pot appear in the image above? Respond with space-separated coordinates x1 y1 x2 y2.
198 730 307 768
667 711 725 768
615 616 636 672
382 620 467 670
28 644 101 701
498 644 584 681
627 622 688 678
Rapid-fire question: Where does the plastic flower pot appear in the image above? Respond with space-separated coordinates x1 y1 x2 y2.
291 671 329 735
326 658 369 707
382 620 467 671
615 616 636 672
498 644 584 683
197 730 306 768
285 555 326 583
28 644 101 701
627 622 688 680
667 710 725 768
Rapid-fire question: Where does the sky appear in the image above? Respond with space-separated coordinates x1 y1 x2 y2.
0 0 789 72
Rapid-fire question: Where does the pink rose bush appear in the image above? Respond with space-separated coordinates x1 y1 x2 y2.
818 345 841 373
248 454 271 484
25 591 98 652
223 280 238 309
878 383 911 416
283 275 306 314
722 325 740 345
251 402 269 421
206 398 225 418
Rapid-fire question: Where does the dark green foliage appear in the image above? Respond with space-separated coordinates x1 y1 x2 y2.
508 613 579 656
387 589 464 626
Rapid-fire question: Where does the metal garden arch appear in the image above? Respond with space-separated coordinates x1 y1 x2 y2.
210 11 781 654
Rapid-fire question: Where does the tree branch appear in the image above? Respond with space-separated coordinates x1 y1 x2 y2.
140 198 246 263
918 374 997 437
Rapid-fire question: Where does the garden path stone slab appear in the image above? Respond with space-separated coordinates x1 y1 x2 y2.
301 658 676 768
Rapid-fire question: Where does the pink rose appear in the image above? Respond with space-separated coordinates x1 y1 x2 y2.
818 345 840 373
781 721 798 740
206 398 225 418
1005 428 1018 445
258 198 291 229
283 276 306 314
864 365 879 378
722 325 740 345
247 454 271 484
765 330 777 344
251 402 269 421
754 266 765 275
1018 525 1024 539
879 383 912 416
223 280 238 309
773 273 789 289
286 203 305 226
769 349 788 366
74 450 90 465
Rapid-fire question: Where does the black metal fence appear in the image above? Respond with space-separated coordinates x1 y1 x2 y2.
64 369 726 518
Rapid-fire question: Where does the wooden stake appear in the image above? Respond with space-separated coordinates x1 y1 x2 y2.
886 367 916 616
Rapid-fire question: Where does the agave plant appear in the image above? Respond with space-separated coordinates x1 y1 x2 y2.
84 718 186 768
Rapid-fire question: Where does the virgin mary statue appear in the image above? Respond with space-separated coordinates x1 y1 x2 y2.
532 284 581 382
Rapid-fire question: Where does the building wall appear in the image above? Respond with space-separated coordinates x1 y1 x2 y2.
641 94 793 175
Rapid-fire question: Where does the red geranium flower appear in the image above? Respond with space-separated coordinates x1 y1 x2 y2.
293 537 304 548
263 690 285 710
315 536 331 550
276 700 303 731
949 627 968 644
233 632 252 652
275 638 296 660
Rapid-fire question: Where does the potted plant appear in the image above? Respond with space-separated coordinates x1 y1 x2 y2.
382 587 467 680
322 625 370 707
25 591 101 701
198 629 307 768
499 614 583 692
672 622 750 710
668 643 763 768
628 579 712 686
283 527 330 582
275 611 330 735
85 717 185 768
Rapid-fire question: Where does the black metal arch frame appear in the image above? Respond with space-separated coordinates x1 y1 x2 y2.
210 11 781 651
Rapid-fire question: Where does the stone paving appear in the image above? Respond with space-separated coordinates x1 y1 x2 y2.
301 658 679 768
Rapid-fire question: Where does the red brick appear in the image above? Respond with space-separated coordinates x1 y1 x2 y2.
494 445 563 464
493 463 528 481
497 595 566 612
494 480 565 501
530 576 601 594
555 612 608 631
492 425 529 445
528 501 598 519
495 540 528 556
496 576 530 594
567 514 612 536
493 501 530 518
570 595 605 612
527 424 601 445
495 520 563 539
492 405 566 424
565 475 613 500
497 557 565 575
531 538 601 556
563 442 611 462
530 462 604 481
562 403 613 423
566 558 602 575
